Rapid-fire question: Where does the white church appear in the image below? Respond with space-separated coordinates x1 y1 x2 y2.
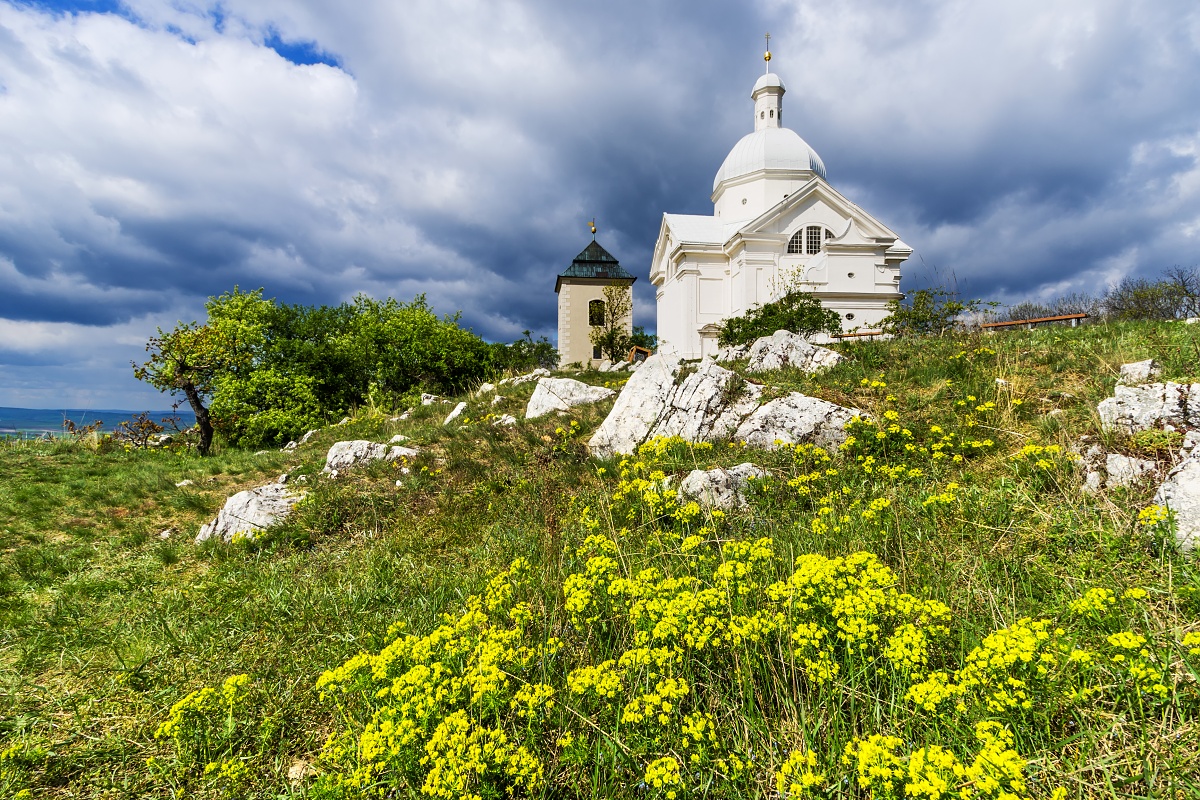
651 52 912 359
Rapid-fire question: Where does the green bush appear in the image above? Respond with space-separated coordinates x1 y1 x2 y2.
716 290 842 347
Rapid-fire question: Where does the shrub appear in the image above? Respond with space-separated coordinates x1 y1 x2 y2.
717 290 842 347
881 288 994 337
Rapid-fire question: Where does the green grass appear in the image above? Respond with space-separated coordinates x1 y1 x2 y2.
1 323 1198 798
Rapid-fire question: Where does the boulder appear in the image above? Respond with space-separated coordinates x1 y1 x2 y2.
734 393 862 450
491 395 505 405
476 382 496 395
526 378 616 420
1154 454 1200 550
493 414 518 426
298 429 318 445
744 330 844 373
389 434 410 444
1117 359 1161 385
1181 431 1200 459
678 463 766 510
421 393 440 406
444 402 467 425
322 441 419 474
196 482 305 544
1097 382 1200 434
589 355 762 457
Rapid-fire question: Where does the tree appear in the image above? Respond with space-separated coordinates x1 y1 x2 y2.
133 322 226 455
588 284 634 361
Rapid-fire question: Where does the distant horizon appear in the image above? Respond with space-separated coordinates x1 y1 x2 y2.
0 406 196 436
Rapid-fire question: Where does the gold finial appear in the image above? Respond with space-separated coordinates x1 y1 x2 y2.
764 32 772 72
589 218 597 238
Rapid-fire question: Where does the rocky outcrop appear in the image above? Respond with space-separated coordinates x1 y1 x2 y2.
1154 455 1200 551
1078 444 1161 492
500 368 551 387
525 378 617 420
1097 382 1200 434
714 344 750 363
678 463 766 510
589 356 762 458
196 482 305 544
734 393 862 450
744 330 844 373
322 441 419 475
1118 359 1161 385
589 354 861 458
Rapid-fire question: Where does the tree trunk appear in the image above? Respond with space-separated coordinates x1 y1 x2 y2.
181 382 214 456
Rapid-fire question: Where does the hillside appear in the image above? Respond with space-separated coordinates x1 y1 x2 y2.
1 321 1198 799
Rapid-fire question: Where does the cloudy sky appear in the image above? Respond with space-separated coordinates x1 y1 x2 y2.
1 0 1198 409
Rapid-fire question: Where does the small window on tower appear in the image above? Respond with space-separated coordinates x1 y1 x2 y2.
760 111 765 119
769 109 774 118
787 230 804 254
588 300 605 326
806 225 824 254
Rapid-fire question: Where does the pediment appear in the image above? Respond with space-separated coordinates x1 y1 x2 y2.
736 177 899 243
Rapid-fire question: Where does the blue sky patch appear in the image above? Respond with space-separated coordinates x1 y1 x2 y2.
264 30 341 68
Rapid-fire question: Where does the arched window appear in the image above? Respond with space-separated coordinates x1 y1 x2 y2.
588 299 605 326
787 230 804 254
806 225 824 255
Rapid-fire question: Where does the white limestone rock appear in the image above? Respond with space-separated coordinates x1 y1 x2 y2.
196 482 305 544
336 416 351 426
281 440 298 451
734 393 862 450
421 393 440 406
1097 382 1200 434
476 382 496 395
745 330 844 373
322 441 419 474
1117 359 1161 385
298 429 319 445
1104 453 1159 488
493 414 518 426
678 463 766 510
1154 454 1200 550
1181 431 1200 459
491 395 505 405
1187 317 1200 325
389 434 410 444
526 378 616 420
714 344 750 363
501 368 552 387
175 479 194 487
444 402 468 425
588 355 762 458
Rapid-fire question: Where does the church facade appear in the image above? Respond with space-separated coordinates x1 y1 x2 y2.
650 61 912 359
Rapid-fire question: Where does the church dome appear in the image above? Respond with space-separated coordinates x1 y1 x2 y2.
713 127 827 191
752 72 785 94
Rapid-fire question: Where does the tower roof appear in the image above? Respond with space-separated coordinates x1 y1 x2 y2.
556 239 636 292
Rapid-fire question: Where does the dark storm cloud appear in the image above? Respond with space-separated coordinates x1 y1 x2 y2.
0 0 1198 407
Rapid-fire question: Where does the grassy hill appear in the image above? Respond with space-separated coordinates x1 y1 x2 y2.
1 321 1198 799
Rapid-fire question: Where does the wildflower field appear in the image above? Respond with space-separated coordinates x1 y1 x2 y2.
1 320 1199 798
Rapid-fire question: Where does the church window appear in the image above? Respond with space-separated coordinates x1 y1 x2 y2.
845 313 856 321
760 111 765 119
825 229 834 241
588 300 605 326
806 225 824 254
787 230 804 254
769 109 774 118
593 345 601 359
